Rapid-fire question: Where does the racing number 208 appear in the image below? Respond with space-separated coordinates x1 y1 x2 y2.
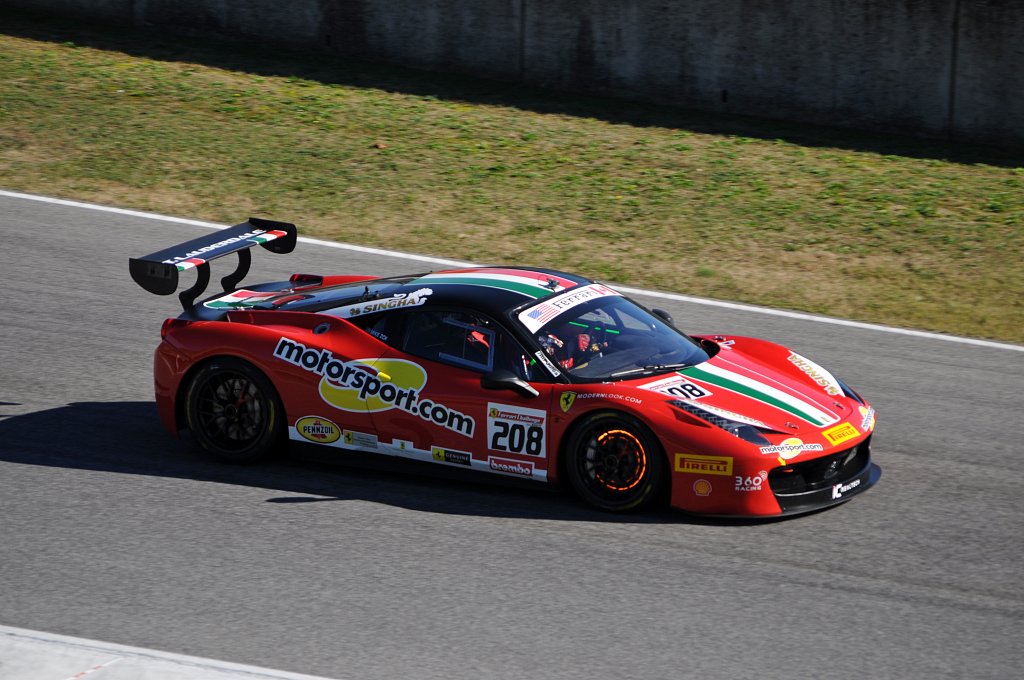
490 421 543 456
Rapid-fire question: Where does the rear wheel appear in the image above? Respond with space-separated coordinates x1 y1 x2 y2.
184 357 283 463
565 412 667 512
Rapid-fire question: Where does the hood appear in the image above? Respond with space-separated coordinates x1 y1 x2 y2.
629 336 864 440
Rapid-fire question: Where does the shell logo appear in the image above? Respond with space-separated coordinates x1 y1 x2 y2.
295 416 341 444
693 479 713 497
319 358 427 412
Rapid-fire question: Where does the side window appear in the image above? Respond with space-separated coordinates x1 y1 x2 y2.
395 310 546 381
403 311 495 372
348 311 405 349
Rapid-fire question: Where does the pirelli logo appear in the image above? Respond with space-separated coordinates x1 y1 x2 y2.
822 422 859 446
675 453 733 476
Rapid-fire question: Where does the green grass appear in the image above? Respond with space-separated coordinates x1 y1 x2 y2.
2 13 1023 342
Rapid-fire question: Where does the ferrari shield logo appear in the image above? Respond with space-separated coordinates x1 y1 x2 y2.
559 392 577 413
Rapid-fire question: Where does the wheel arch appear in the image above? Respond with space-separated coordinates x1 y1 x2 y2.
556 406 672 505
173 352 283 434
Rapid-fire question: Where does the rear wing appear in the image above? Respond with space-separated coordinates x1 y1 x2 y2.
129 217 298 310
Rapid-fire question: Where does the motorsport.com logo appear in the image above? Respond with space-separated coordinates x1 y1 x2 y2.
273 337 475 437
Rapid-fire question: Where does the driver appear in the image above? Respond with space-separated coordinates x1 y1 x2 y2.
538 327 607 369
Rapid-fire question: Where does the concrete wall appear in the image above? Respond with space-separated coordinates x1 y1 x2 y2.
324 0 524 80
6 0 132 23
5 0 1022 147
524 1 957 138
954 0 1024 147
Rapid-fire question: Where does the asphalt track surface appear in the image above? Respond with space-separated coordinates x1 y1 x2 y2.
1 192 1022 680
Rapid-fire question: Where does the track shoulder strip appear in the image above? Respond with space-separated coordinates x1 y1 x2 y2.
0 625 341 680
2 188 1020 352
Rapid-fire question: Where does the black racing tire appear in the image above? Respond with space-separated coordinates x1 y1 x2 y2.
184 357 284 464
564 411 667 512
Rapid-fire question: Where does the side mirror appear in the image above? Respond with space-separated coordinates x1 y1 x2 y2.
652 308 675 326
481 369 540 398
699 337 720 354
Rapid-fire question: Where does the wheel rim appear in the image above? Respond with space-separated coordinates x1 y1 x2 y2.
194 371 266 451
580 428 647 493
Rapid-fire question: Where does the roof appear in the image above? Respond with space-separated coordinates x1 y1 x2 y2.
191 266 593 321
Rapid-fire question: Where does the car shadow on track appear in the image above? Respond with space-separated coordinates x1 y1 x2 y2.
0 401 769 525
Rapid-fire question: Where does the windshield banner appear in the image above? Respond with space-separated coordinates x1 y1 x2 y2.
517 283 620 333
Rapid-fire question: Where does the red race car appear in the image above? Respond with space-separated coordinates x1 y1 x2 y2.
130 218 880 516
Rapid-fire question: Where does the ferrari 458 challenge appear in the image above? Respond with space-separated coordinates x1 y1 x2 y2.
130 218 880 517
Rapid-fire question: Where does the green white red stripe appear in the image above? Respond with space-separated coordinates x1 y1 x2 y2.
681 361 839 426
250 229 288 244
175 257 207 272
409 268 577 299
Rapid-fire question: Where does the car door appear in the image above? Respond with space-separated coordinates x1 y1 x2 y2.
269 319 388 452
364 309 558 482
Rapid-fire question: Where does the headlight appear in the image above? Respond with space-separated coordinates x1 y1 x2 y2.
667 399 772 446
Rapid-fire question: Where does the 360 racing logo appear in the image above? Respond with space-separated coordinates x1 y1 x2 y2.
273 338 476 438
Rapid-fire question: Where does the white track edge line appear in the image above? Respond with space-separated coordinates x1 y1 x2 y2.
3 188 1021 352
0 625 341 680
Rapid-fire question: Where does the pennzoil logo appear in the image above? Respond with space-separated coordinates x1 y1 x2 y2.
675 454 733 476
295 416 341 444
559 392 577 413
822 422 859 446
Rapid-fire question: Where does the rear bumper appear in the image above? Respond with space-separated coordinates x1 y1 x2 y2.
153 341 188 437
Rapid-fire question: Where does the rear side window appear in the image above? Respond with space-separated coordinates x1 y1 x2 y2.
404 311 495 372
351 309 544 380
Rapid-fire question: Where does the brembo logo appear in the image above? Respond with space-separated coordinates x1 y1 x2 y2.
488 457 534 478
273 337 475 438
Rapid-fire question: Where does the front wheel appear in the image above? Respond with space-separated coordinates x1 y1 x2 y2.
184 357 283 463
564 412 667 512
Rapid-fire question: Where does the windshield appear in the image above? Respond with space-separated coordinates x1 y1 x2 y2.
517 286 710 380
